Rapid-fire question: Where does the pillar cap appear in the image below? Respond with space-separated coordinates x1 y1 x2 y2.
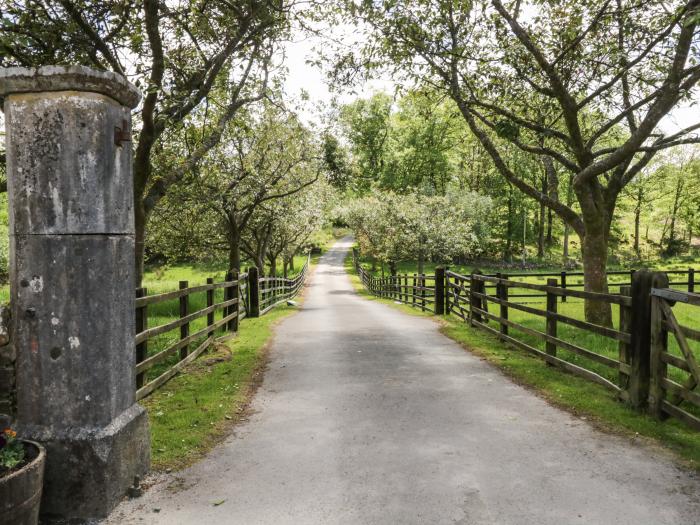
0 65 141 108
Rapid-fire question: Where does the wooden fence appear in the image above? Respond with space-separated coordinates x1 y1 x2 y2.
448 270 632 396
134 256 310 400
352 249 700 431
355 260 437 312
259 255 310 315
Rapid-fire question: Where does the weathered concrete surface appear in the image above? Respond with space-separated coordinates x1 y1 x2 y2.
107 238 699 525
12 235 135 427
4 90 135 234
38 404 150 520
0 65 141 108
1 66 149 521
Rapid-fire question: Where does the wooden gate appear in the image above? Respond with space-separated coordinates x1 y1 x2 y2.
649 288 700 430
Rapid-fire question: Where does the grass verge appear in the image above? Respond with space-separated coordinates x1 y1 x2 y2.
344 252 700 469
143 305 298 471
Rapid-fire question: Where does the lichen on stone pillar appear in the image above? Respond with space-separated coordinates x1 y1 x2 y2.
0 65 150 520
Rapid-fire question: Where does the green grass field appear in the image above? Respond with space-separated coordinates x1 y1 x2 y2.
347 252 700 469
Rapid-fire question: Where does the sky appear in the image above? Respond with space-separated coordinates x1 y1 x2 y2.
279 21 396 126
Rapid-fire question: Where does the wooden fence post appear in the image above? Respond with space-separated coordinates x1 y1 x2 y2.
179 281 189 360
628 270 668 409
689 267 695 294
648 292 669 420
223 271 233 334
545 278 558 364
206 278 214 330
420 274 426 311
496 273 508 339
135 287 148 389
435 267 445 315
445 272 452 315
230 270 239 332
404 274 408 303
249 267 260 318
560 271 567 302
469 270 483 325
618 285 632 389
412 274 417 307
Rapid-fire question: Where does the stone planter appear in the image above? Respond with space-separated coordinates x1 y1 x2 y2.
0 440 46 525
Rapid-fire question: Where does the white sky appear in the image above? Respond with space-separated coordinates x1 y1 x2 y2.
279 21 396 126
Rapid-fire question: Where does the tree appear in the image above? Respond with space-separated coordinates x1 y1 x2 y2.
335 0 700 325
165 103 320 272
652 146 700 254
338 92 393 192
146 105 329 274
343 190 492 273
1 0 294 283
251 183 327 276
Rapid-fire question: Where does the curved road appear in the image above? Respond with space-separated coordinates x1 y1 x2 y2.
109 238 699 525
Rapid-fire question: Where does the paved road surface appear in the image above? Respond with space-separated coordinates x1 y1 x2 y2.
108 238 699 525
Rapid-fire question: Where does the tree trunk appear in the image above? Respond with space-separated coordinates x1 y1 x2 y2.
270 256 277 277
546 209 553 247
666 178 683 253
505 186 513 261
581 230 612 326
255 255 265 276
574 177 615 326
521 205 527 267
228 235 241 272
537 202 545 258
290 256 295 271
134 201 147 286
562 174 574 264
633 187 642 259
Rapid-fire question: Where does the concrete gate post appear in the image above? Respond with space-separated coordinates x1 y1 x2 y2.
0 66 150 520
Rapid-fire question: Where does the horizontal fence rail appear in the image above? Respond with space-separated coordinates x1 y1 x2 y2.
134 256 310 400
352 248 700 433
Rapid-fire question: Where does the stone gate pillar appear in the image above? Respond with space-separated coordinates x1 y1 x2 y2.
0 66 149 519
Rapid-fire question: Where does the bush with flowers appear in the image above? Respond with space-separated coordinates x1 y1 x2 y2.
0 427 26 475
